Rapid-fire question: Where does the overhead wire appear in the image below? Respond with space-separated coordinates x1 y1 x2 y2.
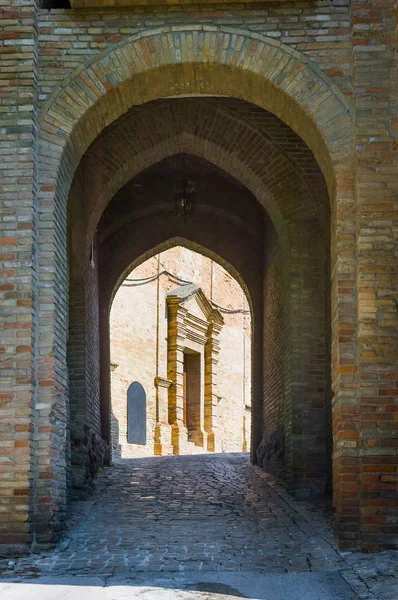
122 268 250 314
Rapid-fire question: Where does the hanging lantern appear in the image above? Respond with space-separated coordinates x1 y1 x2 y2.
174 178 196 223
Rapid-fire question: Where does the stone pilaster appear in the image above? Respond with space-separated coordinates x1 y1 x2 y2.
166 299 188 454
204 318 223 452
154 376 173 456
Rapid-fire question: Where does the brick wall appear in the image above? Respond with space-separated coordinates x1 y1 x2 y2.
110 257 159 457
0 0 38 555
258 225 288 480
36 1 353 117
1 0 396 553
349 0 398 552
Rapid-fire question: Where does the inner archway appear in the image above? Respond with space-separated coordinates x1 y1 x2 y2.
67 121 332 503
93 151 267 477
110 244 252 459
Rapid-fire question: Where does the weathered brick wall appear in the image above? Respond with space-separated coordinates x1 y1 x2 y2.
349 0 398 552
1 0 396 554
110 246 252 458
69 236 102 441
258 224 288 480
0 0 39 555
36 1 353 114
67 235 109 491
84 244 101 437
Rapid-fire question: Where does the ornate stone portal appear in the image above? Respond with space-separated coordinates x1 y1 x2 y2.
164 284 223 455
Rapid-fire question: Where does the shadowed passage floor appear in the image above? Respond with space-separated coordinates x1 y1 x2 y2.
2 454 385 598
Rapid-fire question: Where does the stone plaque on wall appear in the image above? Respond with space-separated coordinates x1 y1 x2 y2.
127 382 146 445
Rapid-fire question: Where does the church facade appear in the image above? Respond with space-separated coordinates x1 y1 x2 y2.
110 247 251 459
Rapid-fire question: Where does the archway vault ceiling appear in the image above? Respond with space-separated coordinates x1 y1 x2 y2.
99 154 262 244
97 154 267 306
71 96 329 247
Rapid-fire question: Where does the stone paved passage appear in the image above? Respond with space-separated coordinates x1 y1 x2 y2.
53 453 339 575
0 454 397 600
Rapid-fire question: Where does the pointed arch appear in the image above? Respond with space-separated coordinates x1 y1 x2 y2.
34 27 357 549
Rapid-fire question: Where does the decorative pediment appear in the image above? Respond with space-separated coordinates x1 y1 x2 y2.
167 284 224 326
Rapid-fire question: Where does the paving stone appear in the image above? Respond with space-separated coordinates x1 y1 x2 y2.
0 454 397 599
0 454 398 600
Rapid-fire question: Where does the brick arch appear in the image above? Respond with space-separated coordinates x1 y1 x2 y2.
111 236 254 319
70 131 286 270
106 236 256 460
95 180 268 477
66 100 329 483
41 26 354 193
88 153 328 491
34 28 357 550
69 95 328 264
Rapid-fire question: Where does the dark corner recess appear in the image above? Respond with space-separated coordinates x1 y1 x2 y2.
40 0 71 9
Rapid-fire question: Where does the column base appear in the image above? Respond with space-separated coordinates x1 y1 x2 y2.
172 424 208 455
188 428 206 448
0 540 31 558
171 423 187 455
154 422 173 456
206 429 221 452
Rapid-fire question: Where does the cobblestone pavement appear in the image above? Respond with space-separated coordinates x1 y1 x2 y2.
0 454 397 599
